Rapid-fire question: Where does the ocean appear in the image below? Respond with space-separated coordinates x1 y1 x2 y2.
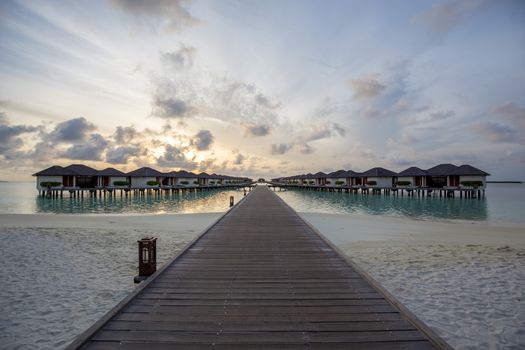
1 182 524 226
0 182 247 215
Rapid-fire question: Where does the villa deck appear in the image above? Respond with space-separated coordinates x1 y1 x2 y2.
38 183 254 199
67 186 450 349
268 183 485 199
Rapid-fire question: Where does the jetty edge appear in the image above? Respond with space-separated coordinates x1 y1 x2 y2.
65 190 252 349
66 186 452 349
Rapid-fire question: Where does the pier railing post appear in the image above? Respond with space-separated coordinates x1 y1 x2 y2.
134 237 157 283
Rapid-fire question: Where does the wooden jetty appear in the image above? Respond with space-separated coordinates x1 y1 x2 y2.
67 186 450 349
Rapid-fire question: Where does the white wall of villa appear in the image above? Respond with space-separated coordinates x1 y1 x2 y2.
347 177 359 186
36 176 63 190
109 176 127 186
208 178 221 185
366 177 394 187
130 177 158 188
179 178 198 186
326 178 346 186
397 176 412 184
459 175 486 188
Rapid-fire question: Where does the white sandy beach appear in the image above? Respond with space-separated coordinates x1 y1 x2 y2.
0 212 524 349
303 213 525 349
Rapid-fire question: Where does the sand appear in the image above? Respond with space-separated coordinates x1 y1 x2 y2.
302 212 525 349
0 213 221 349
1 212 524 349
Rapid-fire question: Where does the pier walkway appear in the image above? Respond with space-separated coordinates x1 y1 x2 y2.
68 186 448 349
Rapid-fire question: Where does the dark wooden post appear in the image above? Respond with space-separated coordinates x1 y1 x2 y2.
134 237 157 283
230 196 234 207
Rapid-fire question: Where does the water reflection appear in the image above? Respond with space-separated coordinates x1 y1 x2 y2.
276 189 488 221
35 189 247 214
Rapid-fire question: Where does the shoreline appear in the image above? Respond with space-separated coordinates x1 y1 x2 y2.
301 212 525 247
2 209 524 229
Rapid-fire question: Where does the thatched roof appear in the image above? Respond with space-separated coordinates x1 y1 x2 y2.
327 170 346 177
454 165 490 176
425 164 458 176
342 170 359 177
33 165 76 176
398 167 427 176
63 164 98 176
97 167 126 176
359 167 397 177
127 167 163 177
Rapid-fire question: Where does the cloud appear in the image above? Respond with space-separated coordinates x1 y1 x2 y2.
301 122 346 143
349 75 386 101
298 143 313 155
412 0 488 39
192 130 214 151
270 143 293 155
61 133 108 161
0 100 62 120
506 150 525 164
255 93 281 110
161 45 196 70
151 95 195 119
47 117 96 143
265 122 347 157
111 0 198 33
113 126 138 144
233 153 245 165
494 102 525 129
429 110 455 121
244 123 271 137
351 63 412 119
314 97 339 118
157 144 196 169
105 146 141 164
472 122 516 143
220 82 255 105
153 51 282 133
0 113 38 155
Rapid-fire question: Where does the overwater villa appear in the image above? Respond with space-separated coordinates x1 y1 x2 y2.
358 167 399 187
126 167 164 189
271 163 490 198
325 170 347 187
34 164 253 198
96 167 128 188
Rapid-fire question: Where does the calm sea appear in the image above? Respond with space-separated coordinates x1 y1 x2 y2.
0 182 524 226
275 183 525 227
0 182 247 214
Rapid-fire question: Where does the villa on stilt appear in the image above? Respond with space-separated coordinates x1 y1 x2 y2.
270 163 490 199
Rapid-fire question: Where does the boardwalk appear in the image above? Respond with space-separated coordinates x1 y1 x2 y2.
68 186 448 349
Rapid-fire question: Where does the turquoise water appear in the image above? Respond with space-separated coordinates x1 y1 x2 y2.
274 183 525 227
0 182 524 226
0 182 247 214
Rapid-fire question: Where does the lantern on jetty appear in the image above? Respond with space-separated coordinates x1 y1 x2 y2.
134 237 157 283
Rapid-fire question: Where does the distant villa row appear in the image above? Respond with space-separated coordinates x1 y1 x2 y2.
34 164 252 192
272 163 490 189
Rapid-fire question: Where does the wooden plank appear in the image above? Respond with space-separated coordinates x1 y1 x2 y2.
105 319 416 332
115 312 407 323
67 186 448 349
91 330 427 343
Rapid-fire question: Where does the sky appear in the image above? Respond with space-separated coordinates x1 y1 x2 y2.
0 0 524 181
